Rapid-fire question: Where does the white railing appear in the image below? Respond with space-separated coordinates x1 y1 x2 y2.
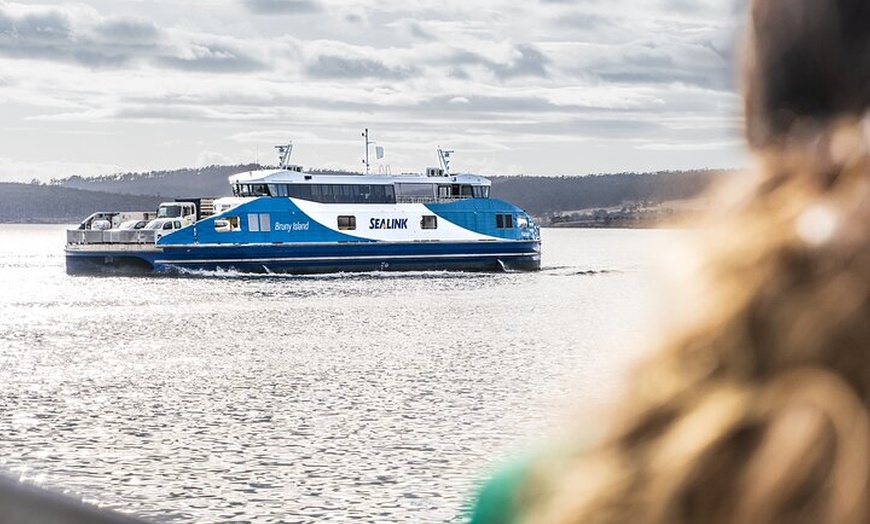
66 229 158 245
395 196 472 204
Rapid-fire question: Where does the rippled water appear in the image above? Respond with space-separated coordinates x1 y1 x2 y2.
0 225 673 523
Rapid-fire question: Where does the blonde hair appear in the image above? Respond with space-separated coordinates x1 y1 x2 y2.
521 1 870 522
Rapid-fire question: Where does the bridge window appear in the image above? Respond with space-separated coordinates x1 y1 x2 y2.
395 183 435 200
237 182 400 203
421 215 438 230
337 215 356 231
235 183 273 197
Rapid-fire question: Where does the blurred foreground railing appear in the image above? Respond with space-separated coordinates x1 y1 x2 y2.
0 472 151 524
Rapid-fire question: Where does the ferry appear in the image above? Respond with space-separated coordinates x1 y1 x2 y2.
65 137 541 275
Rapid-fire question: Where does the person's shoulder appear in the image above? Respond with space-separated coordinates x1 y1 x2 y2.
468 456 535 524
468 441 585 524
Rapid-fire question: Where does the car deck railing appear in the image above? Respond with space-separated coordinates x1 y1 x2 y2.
66 229 159 245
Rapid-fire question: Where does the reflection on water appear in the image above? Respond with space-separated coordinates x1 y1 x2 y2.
0 226 674 523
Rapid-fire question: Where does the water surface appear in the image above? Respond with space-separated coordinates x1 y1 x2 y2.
0 225 672 523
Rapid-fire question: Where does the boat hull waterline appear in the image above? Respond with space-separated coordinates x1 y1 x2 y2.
65 240 541 275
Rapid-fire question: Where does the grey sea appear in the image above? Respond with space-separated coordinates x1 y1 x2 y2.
0 225 671 523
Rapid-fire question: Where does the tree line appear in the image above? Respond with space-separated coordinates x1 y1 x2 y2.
1 166 732 224
0 183 165 224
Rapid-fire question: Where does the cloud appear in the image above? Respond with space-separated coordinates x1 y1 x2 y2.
0 155 122 182
0 5 163 67
306 54 415 79
157 41 265 73
402 19 436 41
556 13 614 32
95 18 161 45
0 4 266 73
497 44 549 79
0 0 751 181
447 43 550 81
0 8 77 59
240 0 322 15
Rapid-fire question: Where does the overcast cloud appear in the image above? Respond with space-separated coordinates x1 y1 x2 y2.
0 0 747 182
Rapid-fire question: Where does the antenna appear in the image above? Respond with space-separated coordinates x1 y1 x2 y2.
275 142 293 169
362 128 372 174
437 147 454 176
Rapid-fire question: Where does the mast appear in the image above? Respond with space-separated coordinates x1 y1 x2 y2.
275 142 293 169
362 128 371 174
437 147 454 176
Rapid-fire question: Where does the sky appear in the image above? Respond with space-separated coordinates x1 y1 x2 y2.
0 0 748 183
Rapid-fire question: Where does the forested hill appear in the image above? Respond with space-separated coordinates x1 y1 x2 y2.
490 170 721 218
54 164 261 197
2 166 730 224
0 183 164 224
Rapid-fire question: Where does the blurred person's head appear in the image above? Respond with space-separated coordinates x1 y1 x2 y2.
519 1 870 522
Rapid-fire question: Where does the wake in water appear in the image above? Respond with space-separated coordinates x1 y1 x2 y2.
540 265 620 277
173 265 502 282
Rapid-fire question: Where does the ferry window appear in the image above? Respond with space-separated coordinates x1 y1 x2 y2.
496 213 514 229
259 213 271 232
421 215 438 229
250 184 270 196
472 186 490 199
371 185 386 203
290 184 312 200
395 183 435 199
273 184 288 197
248 213 260 232
337 215 356 230
321 184 334 202
297 183 396 204
438 185 451 199
517 216 529 229
331 185 344 202
214 219 233 232
340 185 354 202
163 222 174 230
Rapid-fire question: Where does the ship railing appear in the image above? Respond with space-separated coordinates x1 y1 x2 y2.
395 196 472 204
66 229 159 245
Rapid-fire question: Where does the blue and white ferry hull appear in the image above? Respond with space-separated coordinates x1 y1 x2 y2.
65 197 541 275
65 240 540 275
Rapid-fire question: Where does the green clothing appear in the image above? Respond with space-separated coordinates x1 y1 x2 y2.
467 441 585 523
467 458 533 524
